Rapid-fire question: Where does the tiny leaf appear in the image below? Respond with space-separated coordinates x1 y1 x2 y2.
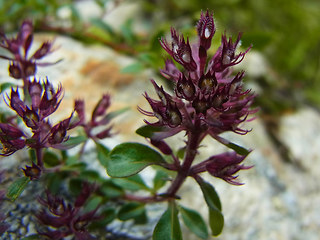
153 201 182 240
180 205 208 239
197 178 224 236
21 235 40 240
209 208 224 236
96 142 110 169
153 169 169 191
136 125 166 138
107 142 165 178
121 62 144 74
7 177 30 201
100 180 124 198
118 202 145 221
59 135 87 149
112 174 150 191
0 82 16 93
83 196 103 213
214 135 250 156
43 151 60 167
197 179 221 212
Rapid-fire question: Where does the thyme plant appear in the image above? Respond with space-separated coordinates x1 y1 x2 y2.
0 11 256 239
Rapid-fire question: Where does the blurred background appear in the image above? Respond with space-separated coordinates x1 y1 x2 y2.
1 0 320 239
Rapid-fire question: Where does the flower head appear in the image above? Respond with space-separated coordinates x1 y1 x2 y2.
0 20 57 80
140 10 256 141
74 94 114 140
3 78 77 154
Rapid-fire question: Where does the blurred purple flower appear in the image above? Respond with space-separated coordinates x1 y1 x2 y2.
37 182 99 240
0 20 57 80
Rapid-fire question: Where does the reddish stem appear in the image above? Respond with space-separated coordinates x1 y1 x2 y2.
165 129 201 197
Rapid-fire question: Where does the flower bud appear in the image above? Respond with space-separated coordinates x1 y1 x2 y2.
92 94 110 122
32 41 52 59
199 76 216 94
23 61 36 77
29 80 42 110
177 76 196 100
23 107 39 129
192 95 210 114
150 139 173 155
205 152 252 185
9 63 22 79
197 10 215 50
165 105 182 128
22 163 41 180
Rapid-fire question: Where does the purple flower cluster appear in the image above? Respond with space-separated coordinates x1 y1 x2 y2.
74 94 113 141
140 11 256 185
0 20 56 81
0 79 77 178
37 182 99 240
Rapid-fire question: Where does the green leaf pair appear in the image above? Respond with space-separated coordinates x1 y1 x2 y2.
153 201 209 240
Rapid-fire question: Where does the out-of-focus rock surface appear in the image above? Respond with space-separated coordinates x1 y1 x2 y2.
1 33 320 239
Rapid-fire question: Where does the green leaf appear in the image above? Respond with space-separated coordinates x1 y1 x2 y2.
89 207 116 229
153 169 169 191
0 82 16 93
197 178 224 236
153 201 182 240
69 178 83 196
107 142 165 178
120 19 136 44
6 177 30 201
177 147 186 159
43 151 60 167
96 142 110 168
197 179 221 212
83 195 103 213
133 210 148 225
100 180 124 198
209 208 224 237
60 136 87 149
179 205 208 239
120 62 144 74
90 17 115 35
136 125 166 138
28 149 36 163
112 174 150 191
21 234 40 240
214 135 250 156
103 107 130 122
118 202 146 221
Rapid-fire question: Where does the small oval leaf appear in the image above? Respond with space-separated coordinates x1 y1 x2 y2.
136 125 166 138
7 176 30 201
153 201 182 240
112 174 150 191
107 142 165 178
118 202 146 221
197 178 224 236
198 178 222 211
209 208 224 236
180 205 208 239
